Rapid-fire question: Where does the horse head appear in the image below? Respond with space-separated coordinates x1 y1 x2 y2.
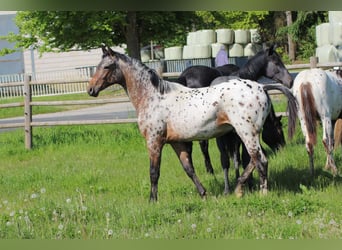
262 111 285 152
87 46 124 97
264 45 293 88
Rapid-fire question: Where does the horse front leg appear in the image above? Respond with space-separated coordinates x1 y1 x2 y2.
171 141 206 198
148 143 164 202
199 140 214 174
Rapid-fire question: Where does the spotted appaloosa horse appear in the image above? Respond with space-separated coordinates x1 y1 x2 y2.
87 47 298 201
292 68 342 176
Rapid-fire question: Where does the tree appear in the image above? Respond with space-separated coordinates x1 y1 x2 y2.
1 11 200 60
276 11 328 61
286 11 296 62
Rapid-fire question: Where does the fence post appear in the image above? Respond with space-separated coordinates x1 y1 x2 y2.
24 74 32 149
310 56 318 68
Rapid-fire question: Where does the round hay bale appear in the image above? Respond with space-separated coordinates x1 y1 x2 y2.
316 44 339 63
197 29 216 45
328 11 342 23
212 43 227 58
182 45 195 59
193 44 211 58
216 29 234 44
244 43 262 57
234 29 250 44
316 23 331 47
187 32 197 45
164 46 183 60
229 43 244 57
330 22 342 46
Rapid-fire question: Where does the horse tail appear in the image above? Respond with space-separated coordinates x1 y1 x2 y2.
299 83 317 146
262 84 298 139
334 119 342 149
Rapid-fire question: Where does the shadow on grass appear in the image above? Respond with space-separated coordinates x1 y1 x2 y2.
205 164 342 197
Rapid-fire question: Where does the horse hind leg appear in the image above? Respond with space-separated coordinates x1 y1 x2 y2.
216 135 231 195
199 140 214 174
235 139 268 198
322 118 338 176
171 141 207 198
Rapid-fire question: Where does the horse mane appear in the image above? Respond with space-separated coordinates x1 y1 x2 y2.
116 51 171 94
236 50 266 80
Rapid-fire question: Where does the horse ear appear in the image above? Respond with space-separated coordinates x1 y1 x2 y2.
101 45 107 55
107 46 115 56
268 44 275 55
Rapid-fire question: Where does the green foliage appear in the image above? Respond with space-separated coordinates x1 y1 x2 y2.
195 11 269 30
0 11 200 57
276 11 328 61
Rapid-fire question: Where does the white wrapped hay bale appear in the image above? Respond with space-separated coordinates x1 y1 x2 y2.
193 44 211 58
244 43 262 57
316 23 331 47
336 46 342 61
187 32 197 45
329 11 342 23
216 29 234 44
211 43 226 58
316 44 339 63
164 46 183 60
197 29 216 45
182 45 195 59
329 22 342 47
250 29 262 43
234 29 250 44
229 43 244 57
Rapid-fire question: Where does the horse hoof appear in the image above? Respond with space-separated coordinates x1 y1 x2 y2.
234 185 244 198
260 188 268 196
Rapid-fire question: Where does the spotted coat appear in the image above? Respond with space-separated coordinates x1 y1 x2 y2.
292 68 342 175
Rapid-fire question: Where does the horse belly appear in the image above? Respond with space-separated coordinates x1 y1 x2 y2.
166 110 233 141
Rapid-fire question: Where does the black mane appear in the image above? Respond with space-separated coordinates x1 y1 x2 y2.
235 50 267 80
121 53 171 95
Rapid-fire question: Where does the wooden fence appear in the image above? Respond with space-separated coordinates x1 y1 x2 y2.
1 57 341 149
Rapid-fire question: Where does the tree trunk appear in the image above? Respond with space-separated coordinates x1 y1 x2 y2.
124 11 141 60
286 11 296 62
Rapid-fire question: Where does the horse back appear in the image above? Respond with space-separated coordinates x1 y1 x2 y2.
177 65 221 88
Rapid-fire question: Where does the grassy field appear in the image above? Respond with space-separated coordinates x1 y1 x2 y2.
0 94 342 239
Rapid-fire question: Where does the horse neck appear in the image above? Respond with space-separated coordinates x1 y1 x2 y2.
118 60 156 112
237 55 266 80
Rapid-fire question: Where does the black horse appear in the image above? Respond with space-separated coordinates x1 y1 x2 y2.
176 45 291 194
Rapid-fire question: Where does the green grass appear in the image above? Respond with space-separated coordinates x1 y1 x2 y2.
0 120 341 239
0 92 341 239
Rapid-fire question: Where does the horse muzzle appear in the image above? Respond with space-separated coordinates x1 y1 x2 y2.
87 85 99 97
